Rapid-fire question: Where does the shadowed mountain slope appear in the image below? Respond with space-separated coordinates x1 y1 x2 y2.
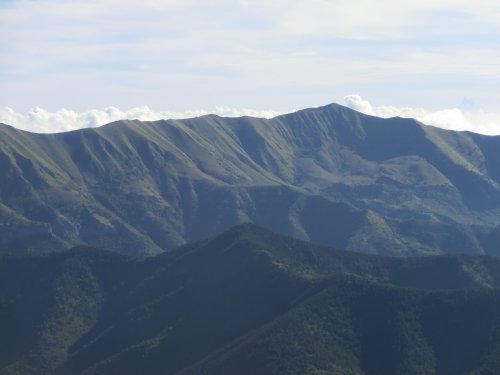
2 103 500 255
183 277 500 375
2 224 500 374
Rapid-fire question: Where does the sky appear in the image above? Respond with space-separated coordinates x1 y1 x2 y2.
1 0 500 134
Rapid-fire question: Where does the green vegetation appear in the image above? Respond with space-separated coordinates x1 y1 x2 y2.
2 104 500 256
2 224 500 374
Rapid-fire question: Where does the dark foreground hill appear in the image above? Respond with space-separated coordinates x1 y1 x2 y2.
2 103 500 256
2 224 500 374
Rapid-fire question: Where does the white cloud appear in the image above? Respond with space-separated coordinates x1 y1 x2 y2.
344 94 500 135
3 96 500 136
0 106 281 133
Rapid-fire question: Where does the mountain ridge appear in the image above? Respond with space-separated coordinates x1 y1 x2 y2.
2 103 500 255
3 224 500 374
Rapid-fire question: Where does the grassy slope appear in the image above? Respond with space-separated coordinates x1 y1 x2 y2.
2 104 500 255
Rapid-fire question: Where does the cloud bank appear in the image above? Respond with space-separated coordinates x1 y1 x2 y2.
343 95 500 136
2 96 500 135
0 106 281 133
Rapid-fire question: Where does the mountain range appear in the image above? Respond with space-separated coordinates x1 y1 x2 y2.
3 224 500 375
2 103 500 256
3 104 500 374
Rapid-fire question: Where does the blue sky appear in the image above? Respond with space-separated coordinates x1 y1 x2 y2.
1 0 500 133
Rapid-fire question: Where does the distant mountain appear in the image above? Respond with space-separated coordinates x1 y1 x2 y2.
2 103 500 255
2 224 500 374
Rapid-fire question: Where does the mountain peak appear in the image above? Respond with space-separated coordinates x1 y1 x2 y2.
1 102 500 256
